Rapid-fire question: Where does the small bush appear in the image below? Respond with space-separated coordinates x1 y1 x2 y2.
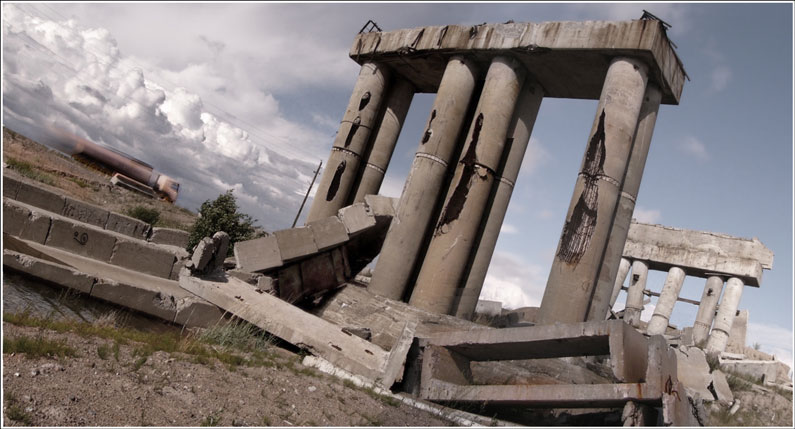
126 206 160 225
97 344 110 360
186 190 257 254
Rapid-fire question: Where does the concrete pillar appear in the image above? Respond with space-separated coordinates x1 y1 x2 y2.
410 56 526 314
623 260 649 328
587 84 662 321
353 78 416 202
453 79 544 320
692 276 725 345
537 57 649 325
306 62 391 223
605 257 632 317
368 56 479 301
706 277 744 354
646 266 686 335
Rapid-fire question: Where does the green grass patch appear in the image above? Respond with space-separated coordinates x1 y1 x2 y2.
6 156 54 185
125 205 160 225
3 335 77 359
97 344 110 360
68 176 90 188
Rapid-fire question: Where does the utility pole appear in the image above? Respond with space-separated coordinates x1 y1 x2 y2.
292 160 322 227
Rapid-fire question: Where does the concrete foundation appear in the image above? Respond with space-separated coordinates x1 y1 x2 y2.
706 277 744 353
453 79 544 320
369 56 479 301
692 276 725 345
410 56 526 314
306 62 391 222
538 57 649 325
646 266 686 335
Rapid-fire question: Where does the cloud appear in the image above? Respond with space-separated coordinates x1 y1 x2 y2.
633 206 662 224
500 224 518 234
679 135 709 161
1 4 327 232
565 3 692 37
478 251 547 310
747 322 794 373
519 137 549 177
710 65 732 92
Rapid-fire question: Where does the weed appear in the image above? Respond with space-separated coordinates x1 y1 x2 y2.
363 387 400 407
112 341 121 361
342 379 357 390
125 205 160 225
198 318 274 353
3 335 78 358
5 391 34 425
6 156 54 185
97 344 110 360
201 411 223 426
132 356 148 371
261 415 272 426
726 373 753 392
69 177 90 188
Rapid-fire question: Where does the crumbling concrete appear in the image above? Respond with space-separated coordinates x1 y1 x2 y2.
149 227 190 248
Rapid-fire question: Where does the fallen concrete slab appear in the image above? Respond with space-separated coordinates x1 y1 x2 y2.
675 346 714 401
178 273 414 388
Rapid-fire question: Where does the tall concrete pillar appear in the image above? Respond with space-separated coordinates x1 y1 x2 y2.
410 56 526 314
537 57 649 325
706 277 744 354
369 56 479 301
646 266 686 335
605 257 632 317
353 78 416 202
452 79 544 320
587 84 662 321
624 260 649 327
692 276 725 345
306 62 391 223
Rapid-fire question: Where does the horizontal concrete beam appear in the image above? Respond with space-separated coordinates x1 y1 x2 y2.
350 20 686 104
623 221 773 287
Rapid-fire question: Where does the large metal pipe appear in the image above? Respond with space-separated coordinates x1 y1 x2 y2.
56 129 180 202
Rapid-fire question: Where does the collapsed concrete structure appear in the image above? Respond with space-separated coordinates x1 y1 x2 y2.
4 17 788 427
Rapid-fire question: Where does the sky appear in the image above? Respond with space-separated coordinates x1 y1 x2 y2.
1 2 792 369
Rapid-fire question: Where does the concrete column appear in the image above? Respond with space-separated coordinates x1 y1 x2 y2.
353 78 415 202
306 62 391 223
646 266 686 335
537 57 649 325
706 277 744 354
605 257 631 317
587 84 662 321
453 79 544 320
692 276 725 345
368 56 479 301
410 56 526 314
623 260 648 328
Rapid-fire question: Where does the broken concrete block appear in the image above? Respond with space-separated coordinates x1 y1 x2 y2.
364 194 396 219
45 217 117 262
109 239 177 279
256 275 276 294
711 370 734 403
3 198 30 236
62 196 109 228
22 210 53 244
338 203 376 236
4 199 53 244
169 259 187 281
149 227 190 248
105 212 151 240
308 216 349 251
189 237 215 272
211 231 230 270
3 174 22 199
173 295 225 328
234 235 282 273
275 227 318 262
3 249 96 293
300 253 339 296
675 346 714 401
91 278 177 322
15 180 65 214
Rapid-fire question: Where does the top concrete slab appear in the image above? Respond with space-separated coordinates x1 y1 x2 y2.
350 19 686 104
623 221 774 287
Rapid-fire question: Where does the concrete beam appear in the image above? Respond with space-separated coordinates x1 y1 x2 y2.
350 20 686 104
623 221 773 286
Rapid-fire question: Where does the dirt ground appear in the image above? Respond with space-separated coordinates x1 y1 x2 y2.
2 127 197 231
1 321 451 427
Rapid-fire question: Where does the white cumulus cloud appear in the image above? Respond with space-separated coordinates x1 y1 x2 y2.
478 251 547 310
633 206 662 224
747 322 794 375
679 135 709 161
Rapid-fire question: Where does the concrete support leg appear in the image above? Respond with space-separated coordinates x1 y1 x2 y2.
353 78 416 202
624 260 649 328
706 277 744 354
606 257 631 317
537 57 649 325
692 276 725 345
368 56 479 301
587 84 662 321
646 266 686 335
452 80 544 320
410 56 526 314
306 62 391 223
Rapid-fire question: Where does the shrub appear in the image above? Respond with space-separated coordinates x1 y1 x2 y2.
186 190 257 254
126 205 160 225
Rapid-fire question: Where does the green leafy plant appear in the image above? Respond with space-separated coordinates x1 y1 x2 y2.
126 205 160 225
186 190 257 254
